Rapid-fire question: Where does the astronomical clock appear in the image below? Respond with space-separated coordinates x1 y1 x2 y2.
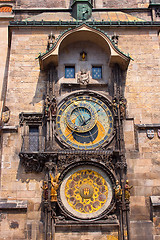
56 94 115 150
54 92 117 221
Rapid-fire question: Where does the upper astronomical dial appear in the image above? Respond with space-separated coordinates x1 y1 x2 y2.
56 95 114 150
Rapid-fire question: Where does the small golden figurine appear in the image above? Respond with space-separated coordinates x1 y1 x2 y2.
124 180 133 201
50 170 60 202
41 181 48 200
112 98 118 115
114 180 122 200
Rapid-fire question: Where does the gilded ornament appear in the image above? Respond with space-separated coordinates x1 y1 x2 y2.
114 180 122 201
50 172 60 202
124 180 133 201
65 169 108 214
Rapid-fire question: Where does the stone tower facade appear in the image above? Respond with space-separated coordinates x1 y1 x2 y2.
0 1 160 240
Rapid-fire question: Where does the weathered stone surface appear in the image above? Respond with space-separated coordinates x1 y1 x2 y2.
130 221 153 240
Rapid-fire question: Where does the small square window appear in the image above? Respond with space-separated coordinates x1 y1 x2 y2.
65 66 75 78
92 66 102 79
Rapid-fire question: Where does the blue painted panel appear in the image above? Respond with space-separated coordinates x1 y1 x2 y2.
92 67 102 79
65 66 75 78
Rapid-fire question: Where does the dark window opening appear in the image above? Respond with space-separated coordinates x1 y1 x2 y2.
29 126 39 152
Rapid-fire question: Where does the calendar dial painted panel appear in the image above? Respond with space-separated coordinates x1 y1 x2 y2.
56 95 114 150
59 165 113 220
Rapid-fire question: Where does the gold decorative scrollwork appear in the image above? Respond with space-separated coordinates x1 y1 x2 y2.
65 170 108 214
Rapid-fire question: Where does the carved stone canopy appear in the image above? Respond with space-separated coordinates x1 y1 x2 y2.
39 24 130 70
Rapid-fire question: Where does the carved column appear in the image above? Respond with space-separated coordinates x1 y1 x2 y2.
45 65 58 151
113 63 128 240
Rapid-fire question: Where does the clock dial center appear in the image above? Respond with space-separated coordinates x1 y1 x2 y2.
66 102 97 133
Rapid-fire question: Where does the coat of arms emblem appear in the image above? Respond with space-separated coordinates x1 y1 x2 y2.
77 70 90 85
147 129 154 139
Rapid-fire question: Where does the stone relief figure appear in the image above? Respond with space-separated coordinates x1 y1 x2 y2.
50 96 57 116
1 106 10 124
47 32 55 50
44 95 51 117
124 180 133 201
41 181 48 201
77 70 90 85
119 98 127 118
50 172 60 202
114 180 122 201
111 33 119 46
44 95 57 117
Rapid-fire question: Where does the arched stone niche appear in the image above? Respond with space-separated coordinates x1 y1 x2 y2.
39 24 130 71
58 40 111 85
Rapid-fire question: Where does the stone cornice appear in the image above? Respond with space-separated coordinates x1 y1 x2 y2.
9 20 160 27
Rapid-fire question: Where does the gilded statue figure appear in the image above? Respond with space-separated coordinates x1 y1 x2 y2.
114 180 122 200
41 181 48 200
50 172 60 202
125 180 133 201
112 98 118 115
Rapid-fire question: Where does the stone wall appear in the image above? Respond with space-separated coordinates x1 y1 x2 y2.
0 22 160 239
17 0 150 9
0 16 14 117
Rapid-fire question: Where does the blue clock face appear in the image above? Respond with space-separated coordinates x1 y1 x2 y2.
66 102 97 133
56 95 114 150
71 107 91 127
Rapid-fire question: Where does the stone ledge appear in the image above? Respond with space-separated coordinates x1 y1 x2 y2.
1 125 18 132
55 222 119 232
0 199 28 210
136 124 160 129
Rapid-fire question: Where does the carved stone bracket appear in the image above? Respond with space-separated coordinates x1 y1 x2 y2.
19 153 45 173
19 150 120 173
115 162 127 170
45 161 57 172
57 150 115 172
